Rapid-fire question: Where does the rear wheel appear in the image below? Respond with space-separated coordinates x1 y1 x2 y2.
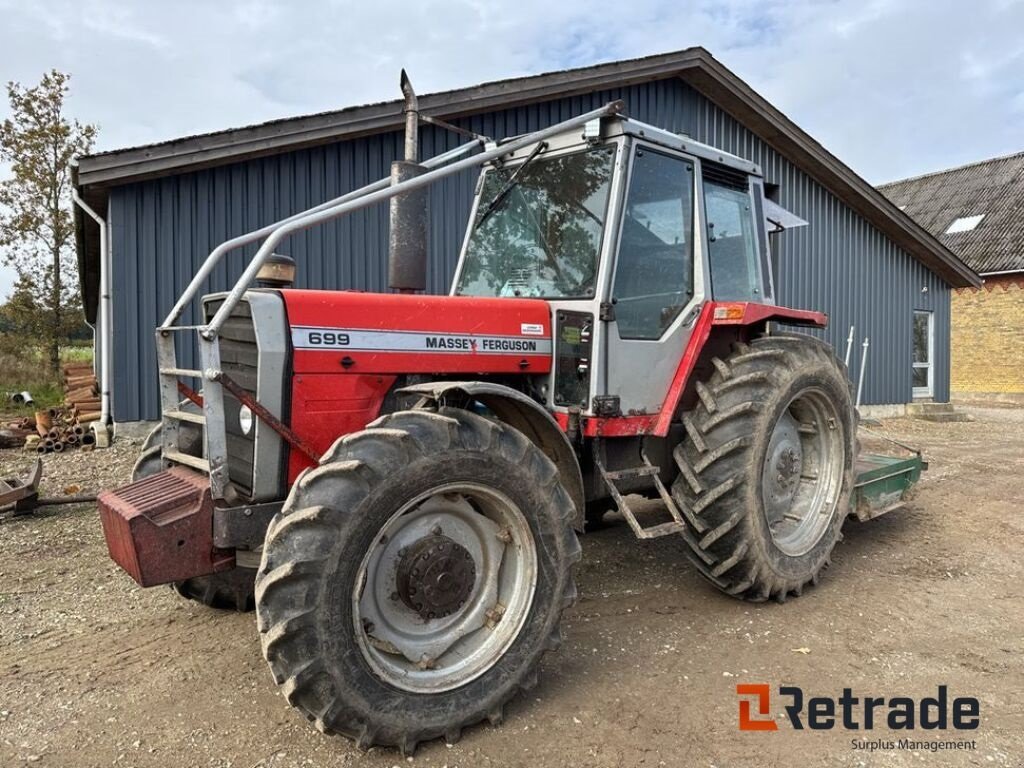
255 408 579 753
133 409 257 612
671 334 856 602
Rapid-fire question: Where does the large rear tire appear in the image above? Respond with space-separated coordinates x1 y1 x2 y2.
133 410 257 612
255 408 580 754
671 334 856 602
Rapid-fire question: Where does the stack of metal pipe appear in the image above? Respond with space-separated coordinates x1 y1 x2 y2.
29 407 97 454
62 363 101 423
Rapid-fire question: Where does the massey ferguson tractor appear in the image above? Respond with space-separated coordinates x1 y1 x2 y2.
98 82 923 753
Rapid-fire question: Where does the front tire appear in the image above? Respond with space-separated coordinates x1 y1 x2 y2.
671 334 856 602
255 408 580 753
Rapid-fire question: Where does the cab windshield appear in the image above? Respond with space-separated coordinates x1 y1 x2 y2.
455 145 616 299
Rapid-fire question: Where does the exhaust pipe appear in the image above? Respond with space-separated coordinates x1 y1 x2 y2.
388 69 429 293
401 69 418 164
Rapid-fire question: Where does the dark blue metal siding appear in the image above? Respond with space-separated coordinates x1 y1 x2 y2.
108 78 950 421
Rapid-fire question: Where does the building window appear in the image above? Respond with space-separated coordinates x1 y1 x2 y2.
945 214 985 234
912 310 934 398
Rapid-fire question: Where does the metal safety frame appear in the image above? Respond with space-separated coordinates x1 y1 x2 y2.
154 101 625 499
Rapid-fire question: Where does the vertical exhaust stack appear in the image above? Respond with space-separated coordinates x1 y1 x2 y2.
388 69 429 293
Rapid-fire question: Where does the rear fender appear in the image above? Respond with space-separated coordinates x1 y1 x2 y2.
655 302 828 431
398 381 585 531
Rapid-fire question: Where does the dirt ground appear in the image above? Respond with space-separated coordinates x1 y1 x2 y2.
1 405 1022 768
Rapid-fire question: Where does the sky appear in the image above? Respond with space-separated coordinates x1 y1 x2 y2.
0 0 1022 298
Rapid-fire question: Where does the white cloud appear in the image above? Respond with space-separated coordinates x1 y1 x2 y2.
0 0 1022 298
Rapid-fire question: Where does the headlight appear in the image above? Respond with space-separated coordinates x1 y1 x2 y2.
239 405 254 436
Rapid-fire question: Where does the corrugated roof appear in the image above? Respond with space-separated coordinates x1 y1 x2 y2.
879 151 1024 274
73 47 981 319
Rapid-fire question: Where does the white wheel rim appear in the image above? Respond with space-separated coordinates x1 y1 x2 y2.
761 388 845 556
353 482 538 693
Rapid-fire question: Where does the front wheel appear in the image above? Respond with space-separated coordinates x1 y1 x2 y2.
255 408 580 753
671 334 856 602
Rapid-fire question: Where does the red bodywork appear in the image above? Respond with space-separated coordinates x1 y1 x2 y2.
281 290 553 480
280 292 825 472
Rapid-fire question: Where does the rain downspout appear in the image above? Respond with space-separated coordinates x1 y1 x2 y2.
71 185 111 428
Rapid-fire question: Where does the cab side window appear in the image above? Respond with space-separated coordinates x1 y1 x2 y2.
704 172 762 301
612 149 695 340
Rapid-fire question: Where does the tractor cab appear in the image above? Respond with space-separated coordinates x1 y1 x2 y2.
453 116 772 416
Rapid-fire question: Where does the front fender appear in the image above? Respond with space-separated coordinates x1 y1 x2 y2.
397 381 585 531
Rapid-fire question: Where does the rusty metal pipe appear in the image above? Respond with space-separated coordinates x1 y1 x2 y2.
401 68 418 163
389 70 428 292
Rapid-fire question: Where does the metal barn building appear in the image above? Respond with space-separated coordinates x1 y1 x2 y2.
73 48 978 429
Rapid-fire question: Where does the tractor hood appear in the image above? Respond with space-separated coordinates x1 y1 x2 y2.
280 290 553 375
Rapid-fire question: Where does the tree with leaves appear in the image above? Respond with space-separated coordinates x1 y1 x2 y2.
0 70 96 373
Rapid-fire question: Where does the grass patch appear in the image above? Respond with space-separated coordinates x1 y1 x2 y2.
61 346 94 363
0 342 94 411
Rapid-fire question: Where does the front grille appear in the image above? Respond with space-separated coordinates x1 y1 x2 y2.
208 299 259 497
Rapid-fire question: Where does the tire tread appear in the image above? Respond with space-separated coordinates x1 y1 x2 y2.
255 408 579 752
670 334 857 602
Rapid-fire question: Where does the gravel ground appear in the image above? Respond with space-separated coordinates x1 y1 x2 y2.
1 406 1022 767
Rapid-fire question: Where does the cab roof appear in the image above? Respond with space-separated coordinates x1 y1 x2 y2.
490 114 762 177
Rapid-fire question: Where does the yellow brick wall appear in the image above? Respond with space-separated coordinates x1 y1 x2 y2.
951 274 1024 394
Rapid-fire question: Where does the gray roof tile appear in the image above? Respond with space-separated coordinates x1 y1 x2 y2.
879 151 1024 274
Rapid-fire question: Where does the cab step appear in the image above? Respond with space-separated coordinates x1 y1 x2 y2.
595 442 687 540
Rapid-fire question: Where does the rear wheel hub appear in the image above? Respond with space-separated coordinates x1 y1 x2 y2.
761 389 844 556
396 535 476 620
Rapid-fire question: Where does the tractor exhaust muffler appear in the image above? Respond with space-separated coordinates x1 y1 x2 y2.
388 69 429 293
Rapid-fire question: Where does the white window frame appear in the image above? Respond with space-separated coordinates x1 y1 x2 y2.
912 310 934 399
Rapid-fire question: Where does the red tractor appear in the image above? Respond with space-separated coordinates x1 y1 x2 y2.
99 91 920 752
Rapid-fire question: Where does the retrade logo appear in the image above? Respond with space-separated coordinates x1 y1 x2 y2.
737 684 778 731
736 684 980 732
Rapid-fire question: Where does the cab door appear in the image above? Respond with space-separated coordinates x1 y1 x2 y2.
602 144 704 416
